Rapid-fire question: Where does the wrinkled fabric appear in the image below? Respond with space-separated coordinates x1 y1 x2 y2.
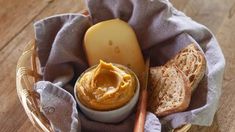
34 0 225 131
35 81 80 132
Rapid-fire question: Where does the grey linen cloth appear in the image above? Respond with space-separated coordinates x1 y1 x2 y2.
34 0 225 131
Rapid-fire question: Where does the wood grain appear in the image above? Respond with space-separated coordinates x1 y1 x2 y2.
171 0 190 11
0 0 234 131
214 7 235 132
0 0 84 131
0 0 49 50
173 0 235 132
173 0 233 33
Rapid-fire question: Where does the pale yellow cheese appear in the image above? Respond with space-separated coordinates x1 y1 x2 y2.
83 19 145 77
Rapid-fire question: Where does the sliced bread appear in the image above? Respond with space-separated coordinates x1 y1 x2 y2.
148 65 191 117
148 66 164 108
166 44 206 92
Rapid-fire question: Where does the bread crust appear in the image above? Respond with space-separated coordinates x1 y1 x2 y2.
166 44 206 91
148 43 206 117
155 66 191 117
148 66 191 117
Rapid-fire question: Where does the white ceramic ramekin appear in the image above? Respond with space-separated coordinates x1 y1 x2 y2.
74 63 140 123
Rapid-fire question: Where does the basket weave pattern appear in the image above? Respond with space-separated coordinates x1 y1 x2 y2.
16 40 52 132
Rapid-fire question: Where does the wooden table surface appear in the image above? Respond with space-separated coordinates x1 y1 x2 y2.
0 0 234 131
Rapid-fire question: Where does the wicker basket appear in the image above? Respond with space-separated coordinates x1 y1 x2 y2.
16 11 192 132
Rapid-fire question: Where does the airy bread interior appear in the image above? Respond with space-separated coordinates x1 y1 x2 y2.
148 66 191 117
148 43 206 117
166 44 206 91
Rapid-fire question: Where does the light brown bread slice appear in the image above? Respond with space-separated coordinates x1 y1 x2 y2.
148 66 164 108
166 44 206 92
148 65 191 117
149 66 164 90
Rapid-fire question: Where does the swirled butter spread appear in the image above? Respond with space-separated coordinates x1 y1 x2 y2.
76 60 136 111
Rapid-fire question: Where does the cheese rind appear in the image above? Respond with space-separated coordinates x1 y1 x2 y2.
84 19 145 77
